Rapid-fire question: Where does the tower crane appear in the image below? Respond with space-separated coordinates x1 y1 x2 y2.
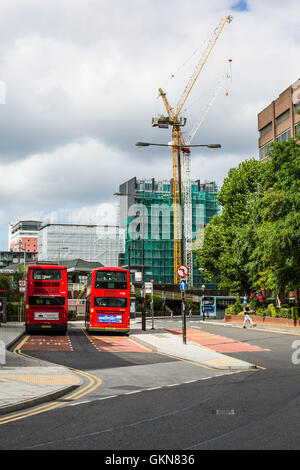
152 15 233 284
181 72 231 288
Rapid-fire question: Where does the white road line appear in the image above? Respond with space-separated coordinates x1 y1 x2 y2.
98 395 118 400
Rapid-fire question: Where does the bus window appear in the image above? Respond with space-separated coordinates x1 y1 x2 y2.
216 298 236 309
95 271 127 289
94 297 127 308
203 297 215 306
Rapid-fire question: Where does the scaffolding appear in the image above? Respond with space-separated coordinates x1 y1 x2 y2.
38 223 125 266
120 178 219 288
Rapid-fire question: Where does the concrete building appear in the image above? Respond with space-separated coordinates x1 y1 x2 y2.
38 223 125 267
118 177 220 288
8 220 42 256
258 78 300 161
0 251 37 268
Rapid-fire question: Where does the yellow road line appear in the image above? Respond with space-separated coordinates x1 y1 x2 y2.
0 336 102 425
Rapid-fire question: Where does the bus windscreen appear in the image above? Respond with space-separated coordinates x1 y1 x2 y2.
33 269 62 280
95 271 127 289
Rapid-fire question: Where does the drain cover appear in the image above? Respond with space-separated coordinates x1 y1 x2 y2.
213 409 236 415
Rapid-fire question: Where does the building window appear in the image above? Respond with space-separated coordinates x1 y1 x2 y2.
294 103 300 113
259 141 273 161
295 122 300 135
276 128 291 142
259 122 272 137
275 109 290 126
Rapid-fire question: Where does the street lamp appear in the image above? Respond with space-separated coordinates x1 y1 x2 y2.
136 140 221 267
136 142 221 148
201 284 205 320
136 140 221 342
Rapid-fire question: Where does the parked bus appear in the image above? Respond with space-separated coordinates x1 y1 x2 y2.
201 296 237 319
85 267 130 334
25 265 68 333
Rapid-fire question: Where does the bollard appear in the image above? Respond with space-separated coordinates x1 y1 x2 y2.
0 340 5 365
170 311 173 319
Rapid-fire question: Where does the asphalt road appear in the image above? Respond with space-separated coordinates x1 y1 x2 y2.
1 319 300 451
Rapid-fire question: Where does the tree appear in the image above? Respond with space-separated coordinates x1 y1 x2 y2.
194 158 261 294
194 134 300 304
248 137 300 304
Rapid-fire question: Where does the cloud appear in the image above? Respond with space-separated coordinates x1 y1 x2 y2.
0 0 299 248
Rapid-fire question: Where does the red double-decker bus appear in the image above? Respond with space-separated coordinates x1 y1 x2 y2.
85 267 130 334
25 265 68 333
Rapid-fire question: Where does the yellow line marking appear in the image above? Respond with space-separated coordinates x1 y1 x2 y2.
0 335 102 425
128 337 152 352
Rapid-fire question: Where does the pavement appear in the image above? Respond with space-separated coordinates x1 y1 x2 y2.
0 317 299 417
0 323 81 416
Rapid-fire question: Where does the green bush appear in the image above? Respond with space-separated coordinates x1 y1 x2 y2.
254 307 268 317
292 307 300 319
226 296 244 315
249 297 260 310
7 302 19 321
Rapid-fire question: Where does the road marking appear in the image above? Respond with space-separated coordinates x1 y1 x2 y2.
0 339 102 426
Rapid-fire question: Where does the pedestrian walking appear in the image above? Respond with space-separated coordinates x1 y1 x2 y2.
243 303 256 328
189 308 192 318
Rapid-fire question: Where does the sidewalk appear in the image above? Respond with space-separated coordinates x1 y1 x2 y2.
130 319 257 370
0 323 81 416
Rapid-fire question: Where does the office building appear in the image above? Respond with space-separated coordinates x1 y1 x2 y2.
258 78 300 161
8 220 42 256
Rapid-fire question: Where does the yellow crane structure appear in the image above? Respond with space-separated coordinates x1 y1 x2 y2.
152 15 233 284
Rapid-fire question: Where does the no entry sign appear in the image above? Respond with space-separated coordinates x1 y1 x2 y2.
177 265 189 278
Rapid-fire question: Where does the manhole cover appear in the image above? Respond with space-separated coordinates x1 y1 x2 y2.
213 409 236 415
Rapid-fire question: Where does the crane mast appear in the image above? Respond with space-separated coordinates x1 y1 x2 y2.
182 73 231 287
153 15 233 284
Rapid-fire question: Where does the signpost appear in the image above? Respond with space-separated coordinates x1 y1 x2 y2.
177 266 188 344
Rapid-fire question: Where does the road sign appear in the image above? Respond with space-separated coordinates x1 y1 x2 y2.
180 280 187 291
19 280 26 287
177 265 189 278
135 272 142 282
145 282 153 294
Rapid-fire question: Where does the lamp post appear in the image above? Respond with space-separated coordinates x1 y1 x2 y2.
136 141 221 267
136 141 221 342
201 284 205 320
114 191 149 331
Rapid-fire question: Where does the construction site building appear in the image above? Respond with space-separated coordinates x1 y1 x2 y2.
118 177 219 287
38 223 125 267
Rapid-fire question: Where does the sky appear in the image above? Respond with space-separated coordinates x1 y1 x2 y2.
0 0 299 249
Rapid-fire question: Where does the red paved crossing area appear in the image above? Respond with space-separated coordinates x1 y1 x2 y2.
88 335 150 352
21 335 73 351
167 328 270 353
